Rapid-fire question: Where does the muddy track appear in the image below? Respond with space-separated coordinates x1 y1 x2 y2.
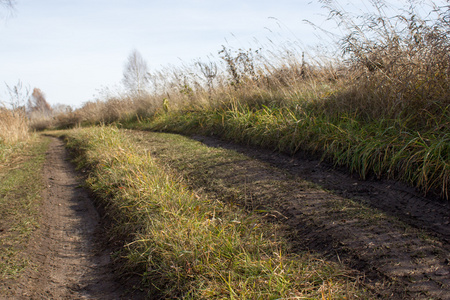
129 131 450 300
193 135 450 243
189 135 450 299
9 137 139 299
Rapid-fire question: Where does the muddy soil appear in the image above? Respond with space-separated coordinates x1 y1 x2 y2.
194 135 450 242
4 137 141 299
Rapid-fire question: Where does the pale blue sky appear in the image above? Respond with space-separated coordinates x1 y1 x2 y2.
2 0 430 108
0 0 333 107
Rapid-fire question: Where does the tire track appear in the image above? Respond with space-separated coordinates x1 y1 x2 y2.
19 137 135 299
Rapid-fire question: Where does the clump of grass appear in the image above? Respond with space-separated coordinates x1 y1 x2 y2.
0 136 49 282
62 126 369 299
0 107 29 163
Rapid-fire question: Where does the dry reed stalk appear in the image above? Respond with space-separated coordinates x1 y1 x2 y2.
0 108 29 145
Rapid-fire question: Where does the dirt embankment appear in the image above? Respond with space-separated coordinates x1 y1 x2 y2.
6 137 140 299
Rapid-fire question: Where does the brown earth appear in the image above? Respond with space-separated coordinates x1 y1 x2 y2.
129 131 450 300
3 137 143 299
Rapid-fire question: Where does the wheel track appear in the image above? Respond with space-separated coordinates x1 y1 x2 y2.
16 137 136 299
195 135 450 243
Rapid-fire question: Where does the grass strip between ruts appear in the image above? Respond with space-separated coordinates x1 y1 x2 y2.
61 125 370 299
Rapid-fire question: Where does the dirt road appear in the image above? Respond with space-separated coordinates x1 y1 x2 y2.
9 137 138 299
4 131 449 299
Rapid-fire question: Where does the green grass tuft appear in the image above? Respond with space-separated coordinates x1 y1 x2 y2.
143 103 450 199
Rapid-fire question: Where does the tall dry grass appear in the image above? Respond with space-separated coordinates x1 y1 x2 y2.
0 107 29 162
318 0 450 126
48 1 450 128
60 52 333 126
0 108 28 145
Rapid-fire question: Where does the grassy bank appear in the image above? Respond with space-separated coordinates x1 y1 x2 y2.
61 126 370 299
49 1 449 199
0 136 50 281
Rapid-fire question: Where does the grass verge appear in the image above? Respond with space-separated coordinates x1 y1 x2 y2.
0 135 50 281
61 125 371 299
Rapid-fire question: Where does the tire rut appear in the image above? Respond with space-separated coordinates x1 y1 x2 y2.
16 137 135 299
195 135 450 244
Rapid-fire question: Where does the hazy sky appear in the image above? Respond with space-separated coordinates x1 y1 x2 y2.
0 0 383 107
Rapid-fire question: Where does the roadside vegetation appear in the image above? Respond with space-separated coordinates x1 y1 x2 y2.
0 81 49 288
0 136 50 281
47 0 450 200
0 82 54 163
61 126 371 299
0 107 29 163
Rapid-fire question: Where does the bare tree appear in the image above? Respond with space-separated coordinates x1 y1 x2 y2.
0 0 15 18
27 88 52 117
0 0 15 9
122 49 150 97
52 103 72 114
